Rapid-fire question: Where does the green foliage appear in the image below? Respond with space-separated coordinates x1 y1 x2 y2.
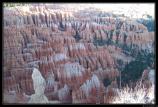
93 30 115 46
121 60 145 85
74 31 81 42
137 17 155 32
103 78 111 87
116 59 124 71
121 51 155 86
93 36 105 46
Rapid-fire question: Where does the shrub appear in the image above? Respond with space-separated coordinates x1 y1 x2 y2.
121 51 155 86
111 82 155 104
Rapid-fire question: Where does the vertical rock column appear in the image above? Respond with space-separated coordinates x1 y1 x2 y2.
28 68 49 103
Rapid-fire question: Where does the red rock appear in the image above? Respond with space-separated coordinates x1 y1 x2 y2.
3 5 154 104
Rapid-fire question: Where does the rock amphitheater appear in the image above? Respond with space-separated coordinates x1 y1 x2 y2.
3 4 155 104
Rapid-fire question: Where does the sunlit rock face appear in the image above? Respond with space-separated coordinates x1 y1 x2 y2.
28 68 49 103
3 4 154 104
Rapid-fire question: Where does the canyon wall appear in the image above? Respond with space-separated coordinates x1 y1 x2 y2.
3 5 154 103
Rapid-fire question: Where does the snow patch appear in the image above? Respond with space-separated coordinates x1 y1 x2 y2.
53 53 68 62
69 43 85 50
64 62 85 78
148 69 155 85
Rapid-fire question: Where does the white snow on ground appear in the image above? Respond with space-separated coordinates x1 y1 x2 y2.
4 3 154 19
53 53 68 62
69 43 86 50
148 69 155 84
64 62 85 78
44 3 154 19
111 52 134 63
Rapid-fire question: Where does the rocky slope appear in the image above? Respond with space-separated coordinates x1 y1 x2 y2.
3 4 155 104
